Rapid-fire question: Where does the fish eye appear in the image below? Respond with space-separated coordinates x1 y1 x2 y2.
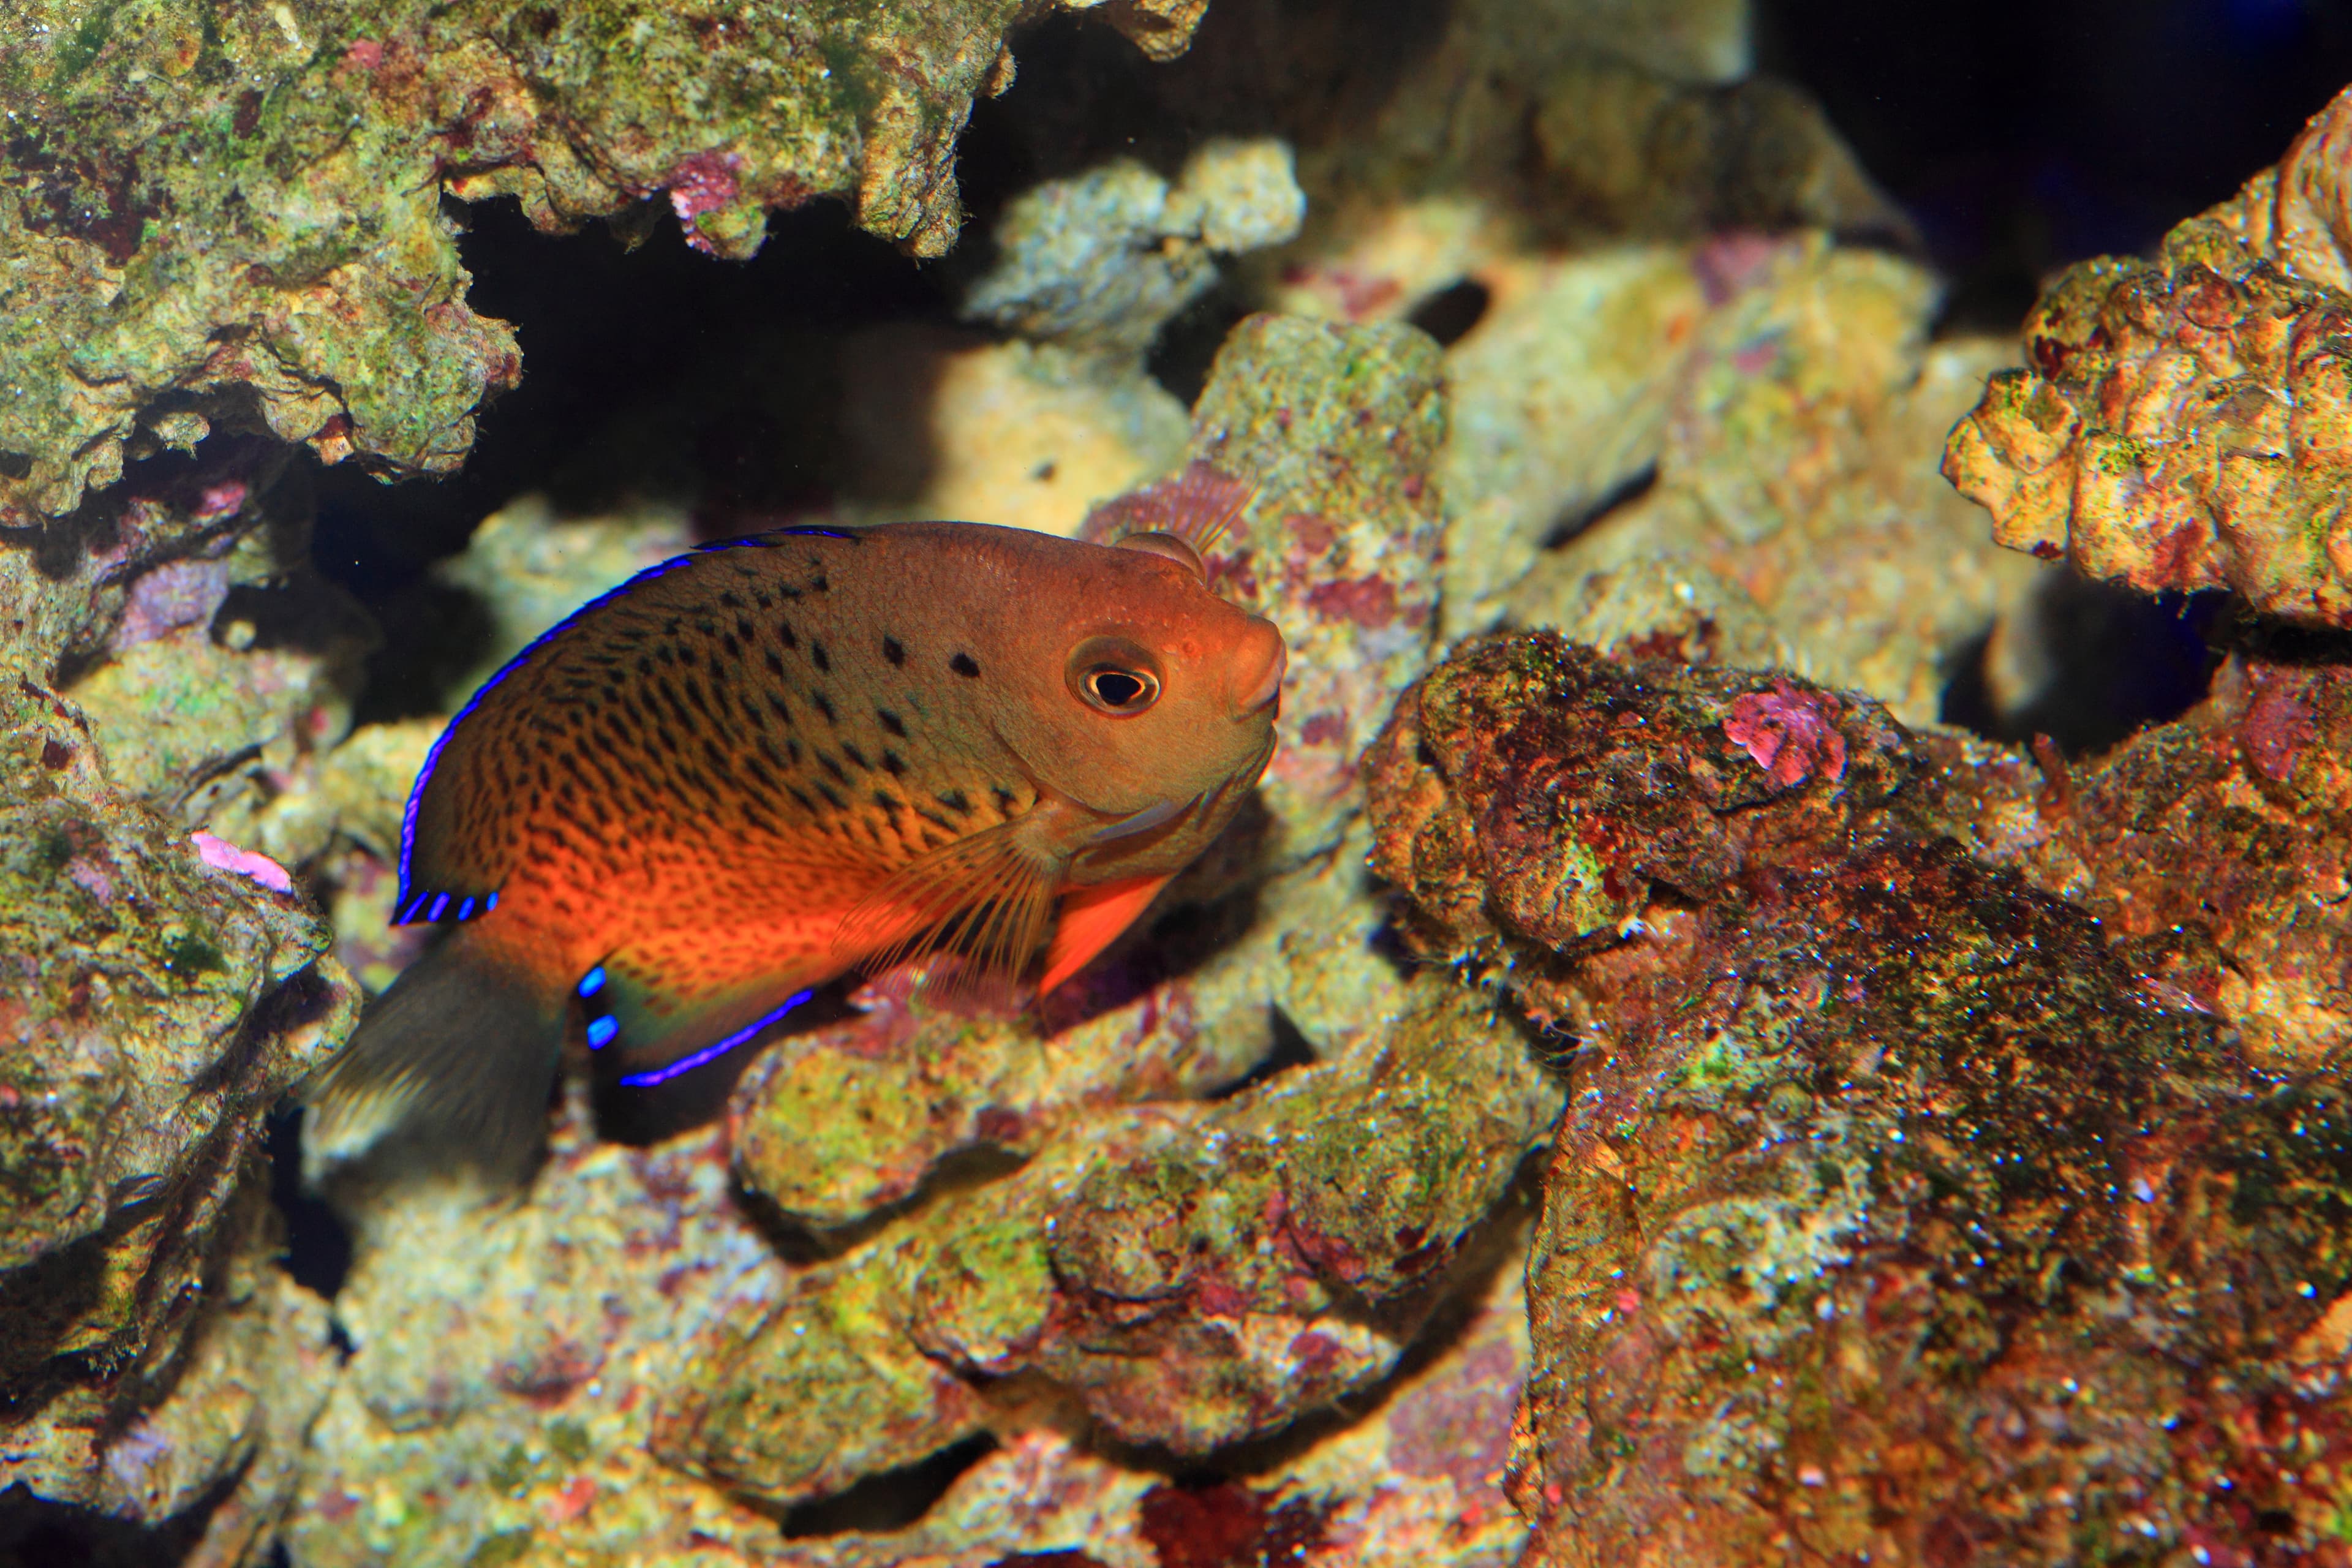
1068 636 1164 716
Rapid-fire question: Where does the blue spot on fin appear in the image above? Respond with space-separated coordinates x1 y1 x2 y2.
578 955 820 1087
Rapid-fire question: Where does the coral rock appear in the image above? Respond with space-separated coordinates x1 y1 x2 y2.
1367 630 2352 1568
0 674 356 1545
1945 83 2352 626
0 0 1205 526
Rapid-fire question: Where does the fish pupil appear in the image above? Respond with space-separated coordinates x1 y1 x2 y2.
1085 667 1158 712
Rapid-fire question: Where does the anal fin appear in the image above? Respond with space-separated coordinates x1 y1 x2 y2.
586 943 827 1089
1038 872 1174 995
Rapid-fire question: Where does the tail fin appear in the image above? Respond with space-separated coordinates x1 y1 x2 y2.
304 927 566 1185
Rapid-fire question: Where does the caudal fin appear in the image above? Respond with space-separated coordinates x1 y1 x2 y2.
305 928 566 1183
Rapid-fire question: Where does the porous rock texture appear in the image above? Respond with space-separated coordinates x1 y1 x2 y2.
1366 632 2352 1568
1945 82 2352 627
0 671 357 1561
0 0 1207 527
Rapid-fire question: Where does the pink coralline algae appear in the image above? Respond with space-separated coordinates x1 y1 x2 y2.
1723 679 1849 786
2240 673 2318 783
666 152 745 254
190 832 295 895
1082 459 1255 548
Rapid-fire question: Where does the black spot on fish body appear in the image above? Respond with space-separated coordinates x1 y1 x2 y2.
992 785 1017 813
765 650 787 679
876 709 906 737
778 620 799 649
736 616 755 641
720 591 744 610
766 693 794 728
818 752 848 784
786 783 818 813
810 573 829 594
841 743 869 771
811 690 836 725
757 736 789 771
636 655 654 677
881 750 907 777
785 737 804 765
811 641 831 673
882 636 905 666
937 789 970 816
872 788 902 816
816 780 846 811
914 806 955 832
951 652 981 679
721 634 742 660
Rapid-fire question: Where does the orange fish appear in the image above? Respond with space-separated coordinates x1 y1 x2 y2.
311 491 1284 1171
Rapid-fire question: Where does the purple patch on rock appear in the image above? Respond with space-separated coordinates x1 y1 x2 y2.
1724 679 1848 788
116 559 230 649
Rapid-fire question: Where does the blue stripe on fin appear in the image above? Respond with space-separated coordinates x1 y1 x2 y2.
578 965 607 998
617 990 815 1088
586 1016 620 1050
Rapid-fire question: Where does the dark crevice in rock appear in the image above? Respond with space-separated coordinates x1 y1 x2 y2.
1208 1005 1321 1101
1147 275 1255 407
1939 573 2225 756
1404 277 1493 348
1540 462 1657 552
776 1432 997 1537
265 1109 350 1302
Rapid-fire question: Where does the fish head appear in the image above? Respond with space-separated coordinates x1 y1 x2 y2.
984 533 1285 837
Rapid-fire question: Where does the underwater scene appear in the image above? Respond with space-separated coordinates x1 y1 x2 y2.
7 1 2352 1564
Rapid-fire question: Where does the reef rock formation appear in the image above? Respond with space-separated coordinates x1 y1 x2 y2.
0 673 357 1558
1499 238 2043 726
1945 83 2352 627
291 311 1556 1563
0 0 1206 527
1367 632 2352 1568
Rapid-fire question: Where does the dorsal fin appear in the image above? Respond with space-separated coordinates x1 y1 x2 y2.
397 551 698 903
1084 460 1254 558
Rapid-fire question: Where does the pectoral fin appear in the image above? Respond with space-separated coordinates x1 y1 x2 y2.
834 816 1060 990
1038 872 1174 995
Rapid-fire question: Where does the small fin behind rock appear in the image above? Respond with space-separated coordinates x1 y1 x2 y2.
304 927 567 1185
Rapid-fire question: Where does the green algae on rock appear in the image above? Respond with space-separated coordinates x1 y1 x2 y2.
660 980 1556 1502
1169 314 1448 865
1365 631 2352 1568
0 0 1207 529
0 673 357 1553
1945 83 2352 628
